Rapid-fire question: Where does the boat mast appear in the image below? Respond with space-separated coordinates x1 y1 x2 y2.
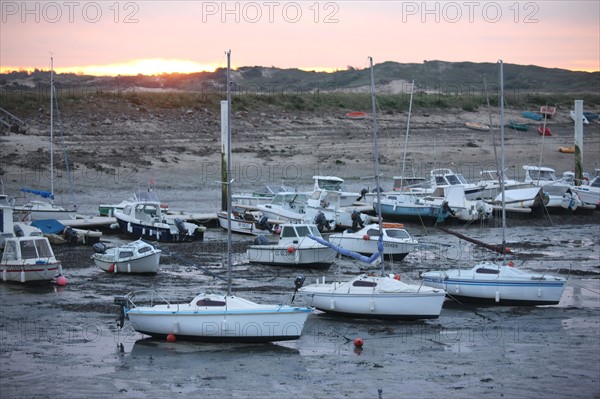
226 50 233 296
499 60 506 254
369 57 385 275
50 56 54 203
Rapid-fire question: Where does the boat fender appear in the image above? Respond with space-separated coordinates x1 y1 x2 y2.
93 242 108 254
393 274 401 281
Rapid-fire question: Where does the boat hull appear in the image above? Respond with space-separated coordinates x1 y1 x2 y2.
126 306 311 342
247 246 336 267
115 219 203 242
217 213 271 236
301 288 445 320
422 276 566 305
327 236 417 261
93 252 161 274
1 262 62 282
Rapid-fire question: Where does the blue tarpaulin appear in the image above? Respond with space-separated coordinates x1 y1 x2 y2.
308 234 383 265
31 219 65 234
20 188 54 200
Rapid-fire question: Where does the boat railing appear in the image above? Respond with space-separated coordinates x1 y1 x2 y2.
125 290 174 309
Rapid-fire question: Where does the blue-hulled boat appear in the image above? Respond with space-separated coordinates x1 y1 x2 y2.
521 111 543 121
373 194 450 223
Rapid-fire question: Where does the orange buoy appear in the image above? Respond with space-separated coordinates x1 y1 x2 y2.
354 337 364 347
362 234 370 241
287 246 295 254
167 334 176 342
393 274 401 281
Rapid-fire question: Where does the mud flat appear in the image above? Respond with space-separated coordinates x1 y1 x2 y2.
1 221 599 398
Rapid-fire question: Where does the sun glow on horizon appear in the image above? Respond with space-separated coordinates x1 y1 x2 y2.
0 58 220 76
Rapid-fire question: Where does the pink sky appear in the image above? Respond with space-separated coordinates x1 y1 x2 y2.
1 1 599 74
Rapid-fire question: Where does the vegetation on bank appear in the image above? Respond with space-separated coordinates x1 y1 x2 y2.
1 88 598 117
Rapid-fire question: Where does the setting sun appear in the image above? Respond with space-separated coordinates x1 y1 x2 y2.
0 58 221 76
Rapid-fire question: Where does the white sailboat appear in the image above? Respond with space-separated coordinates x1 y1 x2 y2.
299 57 446 320
421 61 567 305
12 57 77 221
114 51 311 342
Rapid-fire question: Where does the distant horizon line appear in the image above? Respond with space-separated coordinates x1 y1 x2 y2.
1 58 598 77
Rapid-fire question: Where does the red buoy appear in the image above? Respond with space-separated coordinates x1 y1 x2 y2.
167 334 176 342
287 246 295 254
354 337 364 347
55 275 68 286
362 234 370 241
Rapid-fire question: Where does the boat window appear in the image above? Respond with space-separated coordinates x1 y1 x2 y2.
118 251 134 258
591 179 600 188
476 268 500 274
295 225 310 237
446 175 461 185
387 196 397 201
123 205 132 215
2 241 18 261
281 226 296 238
457 174 468 184
138 246 152 254
386 229 410 239
308 225 321 236
352 280 377 287
318 179 342 191
34 239 52 258
195 298 226 307
435 176 446 185
20 240 38 259
366 229 379 237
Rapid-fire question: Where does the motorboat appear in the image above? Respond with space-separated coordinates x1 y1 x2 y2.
328 223 419 261
92 239 162 274
114 201 205 242
217 207 273 235
247 224 336 267
1 235 62 283
255 192 308 223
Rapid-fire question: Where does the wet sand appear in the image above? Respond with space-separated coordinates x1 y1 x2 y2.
1 221 599 399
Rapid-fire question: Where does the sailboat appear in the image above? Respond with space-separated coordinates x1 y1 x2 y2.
12 57 77 221
113 51 311 342
298 57 446 320
421 61 567 305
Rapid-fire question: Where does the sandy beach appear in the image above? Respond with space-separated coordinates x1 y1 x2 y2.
1 101 600 398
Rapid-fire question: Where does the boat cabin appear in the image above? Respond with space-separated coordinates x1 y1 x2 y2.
121 202 165 223
2 236 55 264
313 176 345 192
278 224 323 245
392 176 428 191
430 169 470 187
523 165 558 183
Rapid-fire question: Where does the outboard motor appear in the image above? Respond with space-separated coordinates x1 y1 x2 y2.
174 218 188 238
63 226 79 245
356 188 368 202
257 215 272 232
441 201 455 216
314 211 331 232
291 276 306 304
93 242 108 254
113 296 129 329
351 210 365 230
253 235 271 246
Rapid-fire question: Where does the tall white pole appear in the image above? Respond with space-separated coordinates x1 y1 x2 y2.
574 100 584 185
499 60 506 253
226 50 233 296
369 57 384 275
50 57 54 202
